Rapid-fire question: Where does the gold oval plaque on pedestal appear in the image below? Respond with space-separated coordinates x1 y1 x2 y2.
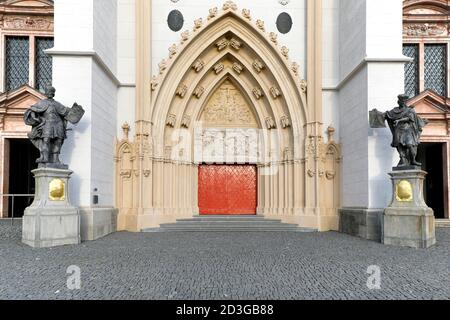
396 180 413 202
49 179 65 201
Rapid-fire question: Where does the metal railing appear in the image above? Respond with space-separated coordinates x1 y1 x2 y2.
0 194 34 226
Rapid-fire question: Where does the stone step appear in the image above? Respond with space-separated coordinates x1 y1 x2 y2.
436 220 450 228
164 221 292 226
160 224 301 229
142 215 317 233
177 216 281 222
144 227 317 233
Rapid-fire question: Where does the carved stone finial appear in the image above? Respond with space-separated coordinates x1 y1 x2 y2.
327 125 336 142
168 44 177 58
291 62 299 76
151 75 158 91
159 59 167 74
208 7 218 20
242 9 251 20
193 18 203 31
122 122 130 140
300 79 307 94
256 20 265 32
269 32 278 45
223 0 237 11
281 46 289 59
181 30 190 43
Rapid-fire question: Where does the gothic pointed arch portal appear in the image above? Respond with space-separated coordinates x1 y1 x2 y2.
116 1 341 232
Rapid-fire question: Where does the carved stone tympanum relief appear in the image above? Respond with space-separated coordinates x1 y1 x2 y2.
200 80 257 127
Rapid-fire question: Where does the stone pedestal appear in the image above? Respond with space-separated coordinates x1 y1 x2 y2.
383 170 436 249
22 168 80 248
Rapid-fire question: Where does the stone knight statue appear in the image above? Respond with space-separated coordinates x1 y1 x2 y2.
370 94 428 169
24 86 85 168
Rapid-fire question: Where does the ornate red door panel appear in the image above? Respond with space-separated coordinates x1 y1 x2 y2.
198 165 257 215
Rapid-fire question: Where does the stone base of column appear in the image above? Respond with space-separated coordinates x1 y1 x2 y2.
22 168 80 248
383 170 436 249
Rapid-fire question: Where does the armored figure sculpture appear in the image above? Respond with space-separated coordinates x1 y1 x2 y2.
370 94 428 169
24 86 85 168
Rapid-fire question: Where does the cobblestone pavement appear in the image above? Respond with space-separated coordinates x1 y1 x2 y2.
0 221 449 300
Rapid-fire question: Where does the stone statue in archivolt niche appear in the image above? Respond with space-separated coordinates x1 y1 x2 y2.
24 86 85 169
370 94 428 170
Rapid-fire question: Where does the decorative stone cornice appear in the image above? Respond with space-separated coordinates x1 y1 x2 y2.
0 15 53 31
403 23 447 37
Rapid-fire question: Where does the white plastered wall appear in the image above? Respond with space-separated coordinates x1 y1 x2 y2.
117 0 136 138
338 0 406 209
151 0 307 78
322 0 340 141
51 0 118 208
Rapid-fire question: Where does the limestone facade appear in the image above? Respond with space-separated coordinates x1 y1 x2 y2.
116 1 342 232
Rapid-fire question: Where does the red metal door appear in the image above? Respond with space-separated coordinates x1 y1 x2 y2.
198 165 257 215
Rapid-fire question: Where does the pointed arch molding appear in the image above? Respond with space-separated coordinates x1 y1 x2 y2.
115 1 342 233
150 4 307 157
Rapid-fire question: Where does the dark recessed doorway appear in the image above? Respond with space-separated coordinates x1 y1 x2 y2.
418 142 448 219
7 139 39 218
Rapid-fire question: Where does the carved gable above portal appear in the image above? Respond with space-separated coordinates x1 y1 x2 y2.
0 0 54 32
403 1 450 38
200 80 257 127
